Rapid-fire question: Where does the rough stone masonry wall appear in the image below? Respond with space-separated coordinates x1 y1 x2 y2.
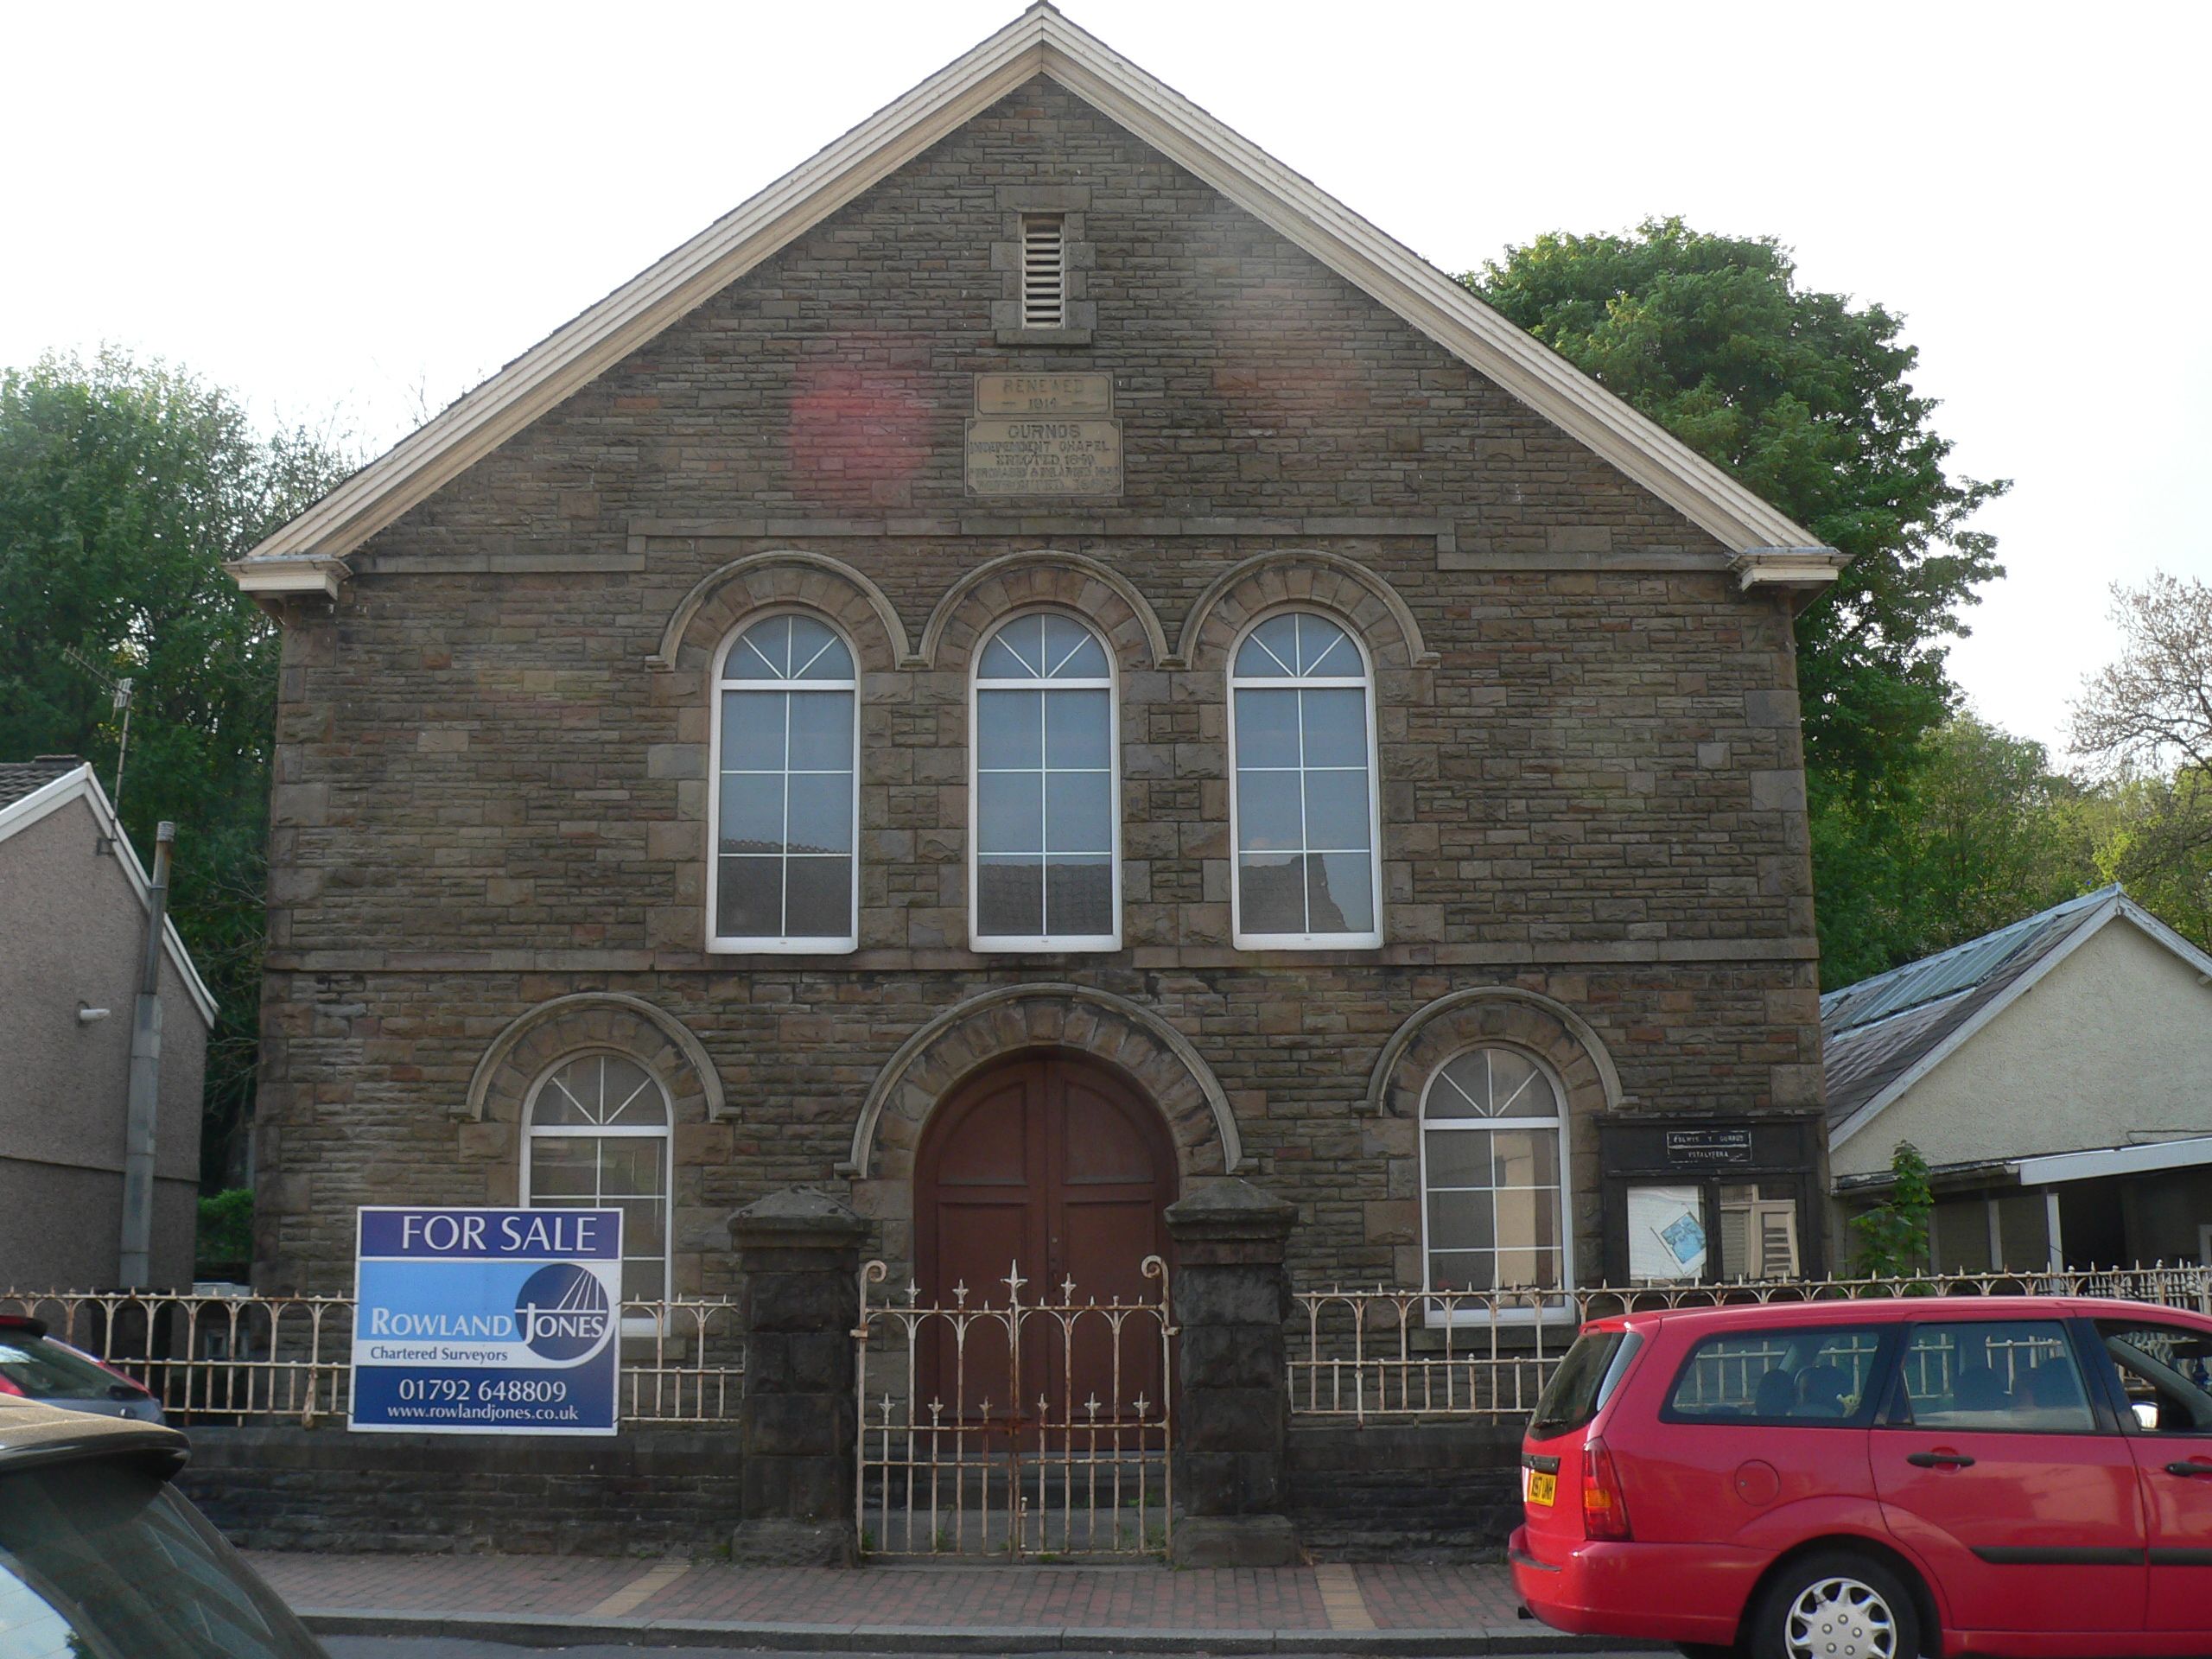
251 74 1824 1298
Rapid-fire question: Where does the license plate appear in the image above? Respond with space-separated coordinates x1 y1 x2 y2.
1526 1471 1556 1507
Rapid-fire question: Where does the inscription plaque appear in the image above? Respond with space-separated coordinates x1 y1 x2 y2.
975 372 1113 416
1662 1127 1756 1168
964 417 1123 498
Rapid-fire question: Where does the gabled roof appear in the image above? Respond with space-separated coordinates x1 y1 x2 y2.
226 3 1840 600
0 756 84 810
1822 885 2212 1152
0 763 219 1028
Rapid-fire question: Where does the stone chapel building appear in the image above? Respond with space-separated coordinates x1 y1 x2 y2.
229 6 1840 1313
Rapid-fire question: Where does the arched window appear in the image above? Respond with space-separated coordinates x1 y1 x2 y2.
522 1052 671 1306
1227 612 1381 948
709 613 858 951
970 612 1118 950
1421 1046 1570 1294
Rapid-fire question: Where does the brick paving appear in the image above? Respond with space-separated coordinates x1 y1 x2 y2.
247 1551 1523 1636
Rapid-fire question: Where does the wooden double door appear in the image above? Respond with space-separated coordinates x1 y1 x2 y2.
914 1053 1176 1422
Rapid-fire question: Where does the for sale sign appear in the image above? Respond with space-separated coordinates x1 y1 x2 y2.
348 1206 622 1435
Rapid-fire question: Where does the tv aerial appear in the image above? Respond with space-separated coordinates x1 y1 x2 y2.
60 644 137 811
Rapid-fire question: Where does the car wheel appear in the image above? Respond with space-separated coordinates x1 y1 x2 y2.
1750 1551 1919 1659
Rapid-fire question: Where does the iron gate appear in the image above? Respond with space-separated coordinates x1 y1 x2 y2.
854 1256 1173 1556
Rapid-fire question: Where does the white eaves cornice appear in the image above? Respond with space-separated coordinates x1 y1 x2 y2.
225 3 1840 598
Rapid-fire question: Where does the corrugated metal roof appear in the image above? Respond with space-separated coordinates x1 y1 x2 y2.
1820 886 2121 1127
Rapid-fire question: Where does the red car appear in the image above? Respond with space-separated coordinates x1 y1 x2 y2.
1510 1296 2212 1659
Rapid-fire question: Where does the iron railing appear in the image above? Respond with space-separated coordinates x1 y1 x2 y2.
0 1289 745 1427
1290 1266 2212 1423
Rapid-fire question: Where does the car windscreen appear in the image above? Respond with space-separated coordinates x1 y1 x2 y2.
0 1334 130 1400
0 1457 326 1657
1529 1329 1641 1439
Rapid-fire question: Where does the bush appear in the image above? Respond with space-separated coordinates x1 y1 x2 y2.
196 1187 253 1278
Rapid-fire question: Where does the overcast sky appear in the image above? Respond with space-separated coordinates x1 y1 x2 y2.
10 1 2205 757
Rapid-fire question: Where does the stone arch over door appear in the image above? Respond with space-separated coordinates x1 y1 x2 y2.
842 983 1241 1268
1363 987 1621 1290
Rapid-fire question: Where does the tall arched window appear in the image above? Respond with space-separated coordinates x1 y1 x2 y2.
1421 1046 1570 1295
970 612 1118 950
709 613 858 951
522 1052 671 1306
1228 612 1381 948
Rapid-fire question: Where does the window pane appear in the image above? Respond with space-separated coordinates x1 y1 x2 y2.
1487 1048 1545 1114
727 617 791 679
528 1137 597 1197
1236 771 1302 852
786 773 853 855
1899 1321 2093 1432
1042 614 1107 678
1423 1128 1493 1190
977 772 1043 855
1496 1246 1563 1290
620 1256 664 1305
1427 1189 1494 1252
1307 852 1374 933
1235 614 1300 678
2095 1322 2212 1433
1303 770 1370 851
1046 857 1114 937
597 1140 665 1197
1237 854 1304 934
721 690 786 772
1296 614 1356 676
597 1060 664 1126
786 615 850 679
787 690 854 770
1234 689 1300 769
1045 689 1111 769
1428 1249 1494 1292
785 856 852 938
716 855 780 938
1496 1186 1560 1252
977 690 1043 769
1490 1129 1560 1189
977 857 1045 936
720 773 785 855
1046 771 1112 854
1301 688 1367 766
613 1196 666 1255
980 615 1046 679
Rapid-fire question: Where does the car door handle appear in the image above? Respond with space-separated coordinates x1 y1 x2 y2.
1907 1452 1976 1469
2164 1461 2212 1478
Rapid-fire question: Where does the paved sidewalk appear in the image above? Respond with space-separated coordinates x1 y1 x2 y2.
250 1551 1626 1654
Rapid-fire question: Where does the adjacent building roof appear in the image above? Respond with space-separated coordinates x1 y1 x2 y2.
1822 885 2212 1152
226 3 1842 602
0 762 219 1027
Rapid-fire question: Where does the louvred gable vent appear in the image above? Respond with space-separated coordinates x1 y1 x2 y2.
1021 214 1065 328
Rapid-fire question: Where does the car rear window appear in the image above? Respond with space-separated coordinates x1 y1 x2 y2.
1664 1325 1891 1425
0 1334 124 1400
1529 1329 1641 1439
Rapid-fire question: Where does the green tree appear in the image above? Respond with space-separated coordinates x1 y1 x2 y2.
1469 219 2009 984
0 348 353 1184
1849 1141 1934 1278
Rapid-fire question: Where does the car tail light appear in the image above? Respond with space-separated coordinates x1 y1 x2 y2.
0 1374 22 1396
1581 1435 1631 1541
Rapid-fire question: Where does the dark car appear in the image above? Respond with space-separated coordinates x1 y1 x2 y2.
0 1313 164 1421
0 1397 327 1656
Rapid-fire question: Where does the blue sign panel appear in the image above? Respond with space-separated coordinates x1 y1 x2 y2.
349 1206 623 1436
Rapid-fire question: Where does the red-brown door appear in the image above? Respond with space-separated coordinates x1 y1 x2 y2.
915 1053 1175 1425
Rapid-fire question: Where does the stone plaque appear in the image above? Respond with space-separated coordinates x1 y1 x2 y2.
1662 1127 1756 1168
964 417 1123 497
974 372 1113 416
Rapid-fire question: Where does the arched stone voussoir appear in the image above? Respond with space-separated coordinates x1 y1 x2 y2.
1173 549 1435 671
842 983 1241 1182
918 550 1170 671
650 550 912 671
462 991 728 1123
1363 986 1624 1119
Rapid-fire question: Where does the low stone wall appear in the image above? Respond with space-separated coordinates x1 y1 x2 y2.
1286 1421 1522 1561
177 1426 742 1555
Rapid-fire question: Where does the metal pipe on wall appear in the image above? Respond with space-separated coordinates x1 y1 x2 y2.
118 820 175 1288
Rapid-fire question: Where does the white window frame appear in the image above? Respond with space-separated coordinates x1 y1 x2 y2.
519 1050 674 1333
1226 609 1385 950
967 607 1122 953
1418 1045 1576 1327
705 609 861 955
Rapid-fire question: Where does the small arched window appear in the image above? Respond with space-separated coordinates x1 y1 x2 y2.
709 613 858 951
970 613 1118 950
1228 612 1381 948
522 1052 671 1307
1421 1046 1570 1295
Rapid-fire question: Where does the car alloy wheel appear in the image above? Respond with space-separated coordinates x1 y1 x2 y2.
1783 1573 1896 1659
